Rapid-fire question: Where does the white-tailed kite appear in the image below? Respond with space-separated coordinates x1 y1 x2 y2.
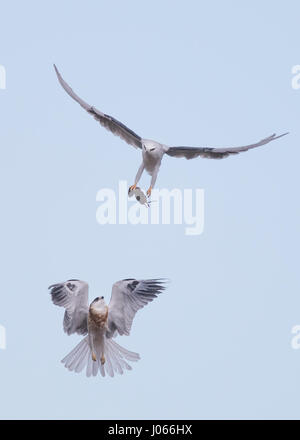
48 278 167 377
54 65 288 197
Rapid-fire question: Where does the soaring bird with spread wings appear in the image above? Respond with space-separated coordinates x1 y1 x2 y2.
54 65 288 198
48 278 167 377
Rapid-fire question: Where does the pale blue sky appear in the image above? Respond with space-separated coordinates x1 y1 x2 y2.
0 0 300 420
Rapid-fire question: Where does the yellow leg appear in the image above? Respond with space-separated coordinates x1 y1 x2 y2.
92 352 97 362
146 186 152 197
101 355 105 365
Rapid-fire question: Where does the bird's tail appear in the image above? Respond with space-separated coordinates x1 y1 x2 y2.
61 336 140 377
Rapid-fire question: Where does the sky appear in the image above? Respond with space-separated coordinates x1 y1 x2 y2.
0 0 300 420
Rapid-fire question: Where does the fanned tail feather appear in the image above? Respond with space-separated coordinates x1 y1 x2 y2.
61 336 140 377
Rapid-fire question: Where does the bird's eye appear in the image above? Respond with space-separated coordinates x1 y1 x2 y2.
150 148 155 151
101 296 104 299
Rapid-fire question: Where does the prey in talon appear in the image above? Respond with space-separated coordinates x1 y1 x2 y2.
128 186 150 207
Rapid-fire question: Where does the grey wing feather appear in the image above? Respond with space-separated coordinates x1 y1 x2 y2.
48 279 89 335
166 132 288 160
106 279 168 338
53 64 142 149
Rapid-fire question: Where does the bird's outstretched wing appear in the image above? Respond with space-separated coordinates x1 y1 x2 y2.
106 279 167 338
165 132 288 160
54 65 142 149
48 279 89 335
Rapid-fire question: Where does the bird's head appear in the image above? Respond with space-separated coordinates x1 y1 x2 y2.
90 296 106 310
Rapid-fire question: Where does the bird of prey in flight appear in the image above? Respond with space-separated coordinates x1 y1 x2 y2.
48 278 167 377
54 65 288 198
128 186 150 207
